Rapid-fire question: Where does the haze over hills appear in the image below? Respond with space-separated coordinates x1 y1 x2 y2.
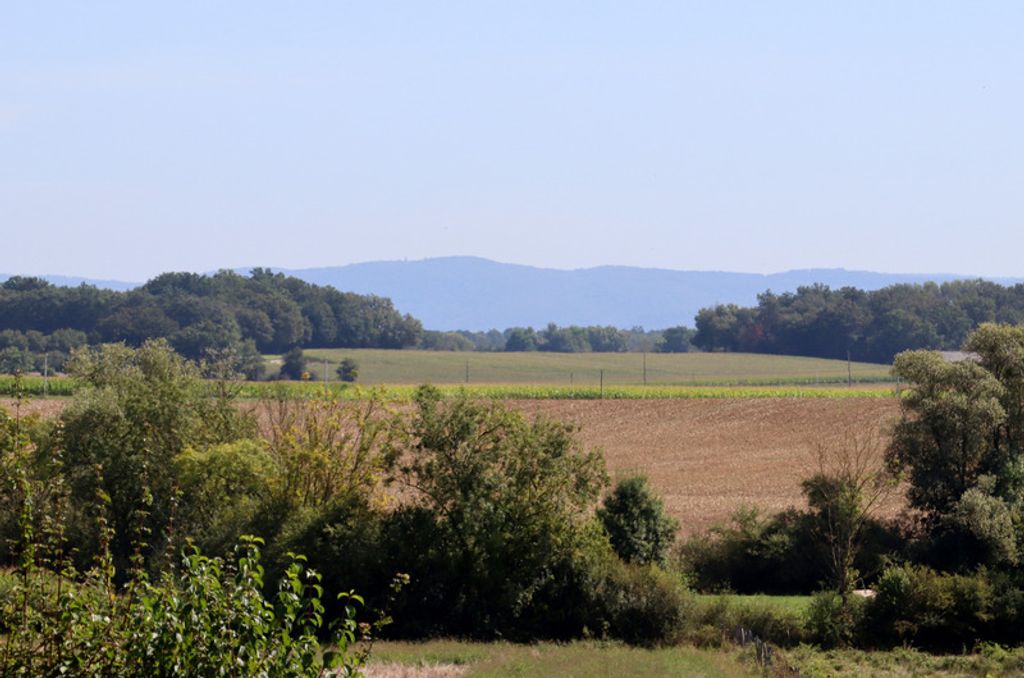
272 257 1024 331
4 258 1022 331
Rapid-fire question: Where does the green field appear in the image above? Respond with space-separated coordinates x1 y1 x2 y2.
290 349 893 386
367 640 756 677
367 639 1024 678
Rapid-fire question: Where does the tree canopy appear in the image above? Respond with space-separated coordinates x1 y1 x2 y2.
693 280 1024 363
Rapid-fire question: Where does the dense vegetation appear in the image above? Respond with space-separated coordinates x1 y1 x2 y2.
681 323 1024 651
8 324 1024 670
693 279 1024 363
0 270 423 375
0 341 694 675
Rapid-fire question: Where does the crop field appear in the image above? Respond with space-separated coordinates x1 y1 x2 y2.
291 349 893 386
511 396 904 534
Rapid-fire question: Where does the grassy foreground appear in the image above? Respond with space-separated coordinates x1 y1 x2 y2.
367 639 1024 678
366 640 756 677
295 349 892 386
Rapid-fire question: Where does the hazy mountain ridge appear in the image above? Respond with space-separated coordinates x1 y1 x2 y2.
271 257 1024 331
5 258 1022 332
0 274 140 292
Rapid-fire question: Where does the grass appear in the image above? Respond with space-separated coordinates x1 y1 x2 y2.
784 644 1024 677
293 349 893 387
366 639 1024 678
697 594 813 617
366 640 757 677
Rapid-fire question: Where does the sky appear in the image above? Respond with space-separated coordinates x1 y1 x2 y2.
2 2 1023 281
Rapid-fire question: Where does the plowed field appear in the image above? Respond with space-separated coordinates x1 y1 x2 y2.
509 397 904 534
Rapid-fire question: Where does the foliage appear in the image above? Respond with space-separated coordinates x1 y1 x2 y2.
280 347 308 380
657 326 697 353
863 564 1001 650
888 349 1006 517
595 561 690 646
802 427 894 598
0 269 423 366
0 534 372 677
681 594 808 648
679 507 818 595
806 590 866 648
389 386 610 638
888 324 1024 570
692 279 1024 363
337 357 359 382
260 390 400 511
55 340 256 569
598 475 679 566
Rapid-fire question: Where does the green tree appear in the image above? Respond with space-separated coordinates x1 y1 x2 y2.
280 347 307 380
393 386 609 637
58 340 254 569
656 326 695 353
336 358 359 382
597 475 678 566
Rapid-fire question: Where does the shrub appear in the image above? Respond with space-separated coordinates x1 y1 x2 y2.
336 358 359 382
598 475 678 566
0 537 371 677
678 507 817 594
598 560 690 646
280 347 307 380
864 564 996 649
806 590 866 648
55 341 255 571
388 386 609 639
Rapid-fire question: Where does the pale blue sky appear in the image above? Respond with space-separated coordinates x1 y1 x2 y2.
2 2 1022 280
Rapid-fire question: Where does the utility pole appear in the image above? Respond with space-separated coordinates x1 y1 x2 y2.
643 352 647 386
465 360 469 384
43 353 48 396
847 350 853 388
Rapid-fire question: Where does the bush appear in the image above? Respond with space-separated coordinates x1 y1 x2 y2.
678 507 817 594
0 538 371 677
55 341 255 571
598 475 678 566
280 347 307 380
598 560 690 646
864 564 996 649
387 386 609 639
806 590 866 648
336 358 359 382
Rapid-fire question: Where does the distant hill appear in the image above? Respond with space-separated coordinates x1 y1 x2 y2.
0 274 139 292
272 257 1024 331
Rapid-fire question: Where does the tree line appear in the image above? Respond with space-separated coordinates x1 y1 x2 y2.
424 324 697 354
693 279 1024 363
0 269 423 374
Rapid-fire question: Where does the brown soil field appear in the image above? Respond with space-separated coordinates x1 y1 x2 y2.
509 398 904 534
0 399 65 419
6 396 905 535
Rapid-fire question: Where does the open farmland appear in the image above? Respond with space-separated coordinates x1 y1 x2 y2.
511 396 904 534
292 349 892 386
